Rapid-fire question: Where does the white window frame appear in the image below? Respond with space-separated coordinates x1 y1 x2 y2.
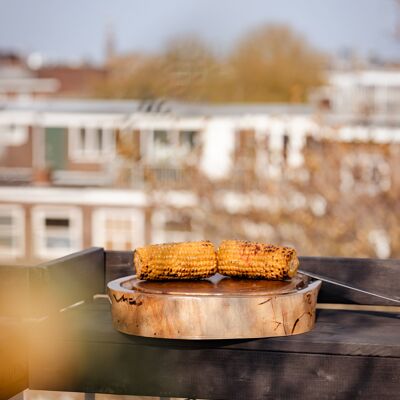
92 208 145 250
32 206 82 259
68 127 115 162
0 204 25 259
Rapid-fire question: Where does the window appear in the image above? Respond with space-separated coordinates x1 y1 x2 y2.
0 205 24 259
147 130 199 165
179 131 198 151
267 130 285 179
92 208 145 250
33 206 82 259
152 210 201 244
0 124 28 145
69 127 115 162
283 134 290 162
154 130 170 145
340 152 391 195
152 130 176 164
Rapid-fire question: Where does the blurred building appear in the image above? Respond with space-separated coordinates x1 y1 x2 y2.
0 68 400 265
313 68 400 120
0 99 311 263
37 65 108 98
0 52 59 101
0 51 107 101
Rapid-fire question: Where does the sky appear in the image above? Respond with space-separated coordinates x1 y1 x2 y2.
0 0 399 64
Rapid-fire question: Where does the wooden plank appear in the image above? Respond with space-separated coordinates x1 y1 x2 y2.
29 247 104 317
300 256 400 305
43 299 400 358
29 329 400 399
28 299 400 398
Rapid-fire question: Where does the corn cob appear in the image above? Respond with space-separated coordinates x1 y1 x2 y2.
134 241 217 281
217 240 299 280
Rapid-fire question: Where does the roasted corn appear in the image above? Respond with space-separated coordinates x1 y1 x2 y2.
217 240 299 279
134 241 217 280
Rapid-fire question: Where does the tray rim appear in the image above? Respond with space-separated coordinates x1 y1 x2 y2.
107 272 316 299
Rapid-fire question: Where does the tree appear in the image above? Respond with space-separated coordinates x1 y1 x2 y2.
228 24 327 103
93 53 166 99
94 36 220 101
160 36 220 101
92 24 327 103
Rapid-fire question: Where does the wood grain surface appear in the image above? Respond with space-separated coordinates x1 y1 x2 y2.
108 273 321 339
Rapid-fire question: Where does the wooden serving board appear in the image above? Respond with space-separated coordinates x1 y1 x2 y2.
108 273 321 340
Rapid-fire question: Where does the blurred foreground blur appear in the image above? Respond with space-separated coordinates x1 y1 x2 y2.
21 390 181 400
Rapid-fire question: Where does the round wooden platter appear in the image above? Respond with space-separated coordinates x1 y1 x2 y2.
107 273 321 340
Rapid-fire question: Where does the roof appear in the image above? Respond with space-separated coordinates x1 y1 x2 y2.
162 101 312 116
37 66 108 95
0 99 141 114
0 78 59 93
0 98 312 117
329 69 400 87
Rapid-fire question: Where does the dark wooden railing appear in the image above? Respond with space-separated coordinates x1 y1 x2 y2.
1 248 399 400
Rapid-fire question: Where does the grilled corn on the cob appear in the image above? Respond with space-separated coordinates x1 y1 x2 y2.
217 240 299 279
134 241 217 280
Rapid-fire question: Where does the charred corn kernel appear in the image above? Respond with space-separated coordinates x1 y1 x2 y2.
134 241 217 281
217 240 299 280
